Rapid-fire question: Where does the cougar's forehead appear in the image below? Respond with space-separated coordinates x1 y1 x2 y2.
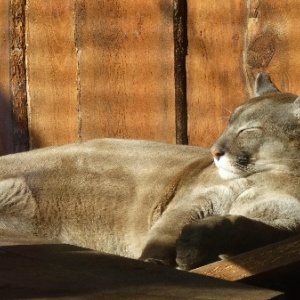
229 101 268 126
230 93 298 126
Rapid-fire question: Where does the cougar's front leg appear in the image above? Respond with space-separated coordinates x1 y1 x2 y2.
139 201 211 267
176 215 294 270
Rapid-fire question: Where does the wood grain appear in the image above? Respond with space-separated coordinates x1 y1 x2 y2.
186 1 248 147
193 235 300 281
75 0 176 143
244 0 300 96
192 235 300 296
5 1 300 149
10 0 29 152
0 1 13 155
26 0 78 148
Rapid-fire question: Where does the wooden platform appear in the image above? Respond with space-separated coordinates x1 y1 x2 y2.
0 229 283 299
193 235 300 299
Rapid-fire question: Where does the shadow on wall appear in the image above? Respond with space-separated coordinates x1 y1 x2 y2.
0 87 39 155
0 88 13 155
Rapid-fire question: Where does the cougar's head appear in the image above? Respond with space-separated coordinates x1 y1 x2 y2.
211 73 300 179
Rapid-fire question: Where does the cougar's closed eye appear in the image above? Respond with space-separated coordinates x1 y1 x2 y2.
237 127 262 137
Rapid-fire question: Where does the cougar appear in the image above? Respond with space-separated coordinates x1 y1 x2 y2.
0 73 299 270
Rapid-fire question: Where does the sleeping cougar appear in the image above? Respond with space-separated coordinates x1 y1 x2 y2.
0 73 299 270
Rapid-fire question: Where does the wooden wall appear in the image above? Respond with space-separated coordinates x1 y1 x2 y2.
187 0 300 145
0 1 14 154
1 0 300 155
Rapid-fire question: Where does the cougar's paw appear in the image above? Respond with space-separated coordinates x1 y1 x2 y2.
175 223 209 270
143 257 171 266
139 240 176 267
176 218 222 270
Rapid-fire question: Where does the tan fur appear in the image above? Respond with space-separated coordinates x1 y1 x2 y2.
1 73 300 270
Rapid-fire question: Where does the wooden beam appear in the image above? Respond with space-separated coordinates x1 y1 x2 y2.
192 234 300 295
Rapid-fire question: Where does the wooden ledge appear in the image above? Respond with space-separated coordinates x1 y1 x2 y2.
192 235 300 297
0 229 284 299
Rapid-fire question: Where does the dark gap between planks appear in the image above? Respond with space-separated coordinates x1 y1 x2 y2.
173 0 188 145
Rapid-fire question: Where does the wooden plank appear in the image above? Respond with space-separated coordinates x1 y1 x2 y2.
0 1 13 155
244 0 300 96
192 235 300 281
10 0 29 153
192 235 300 296
0 230 284 299
26 0 78 148
75 0 176 143
186 1 248 147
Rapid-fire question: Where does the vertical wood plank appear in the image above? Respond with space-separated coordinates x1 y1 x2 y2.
187 0 248 147
0 1 14 155
10 0 29 153
26 0 78 148
244 0 300 96
76 0 175 143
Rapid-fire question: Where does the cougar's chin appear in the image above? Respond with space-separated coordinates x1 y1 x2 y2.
213 157 242 180
217 167 241 180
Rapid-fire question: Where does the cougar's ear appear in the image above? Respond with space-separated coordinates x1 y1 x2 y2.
294 96 300 105
254 73 280 96
293 96 300 118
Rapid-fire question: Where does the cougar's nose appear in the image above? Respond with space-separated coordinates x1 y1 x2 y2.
211 145 225 161
211 150 225 161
